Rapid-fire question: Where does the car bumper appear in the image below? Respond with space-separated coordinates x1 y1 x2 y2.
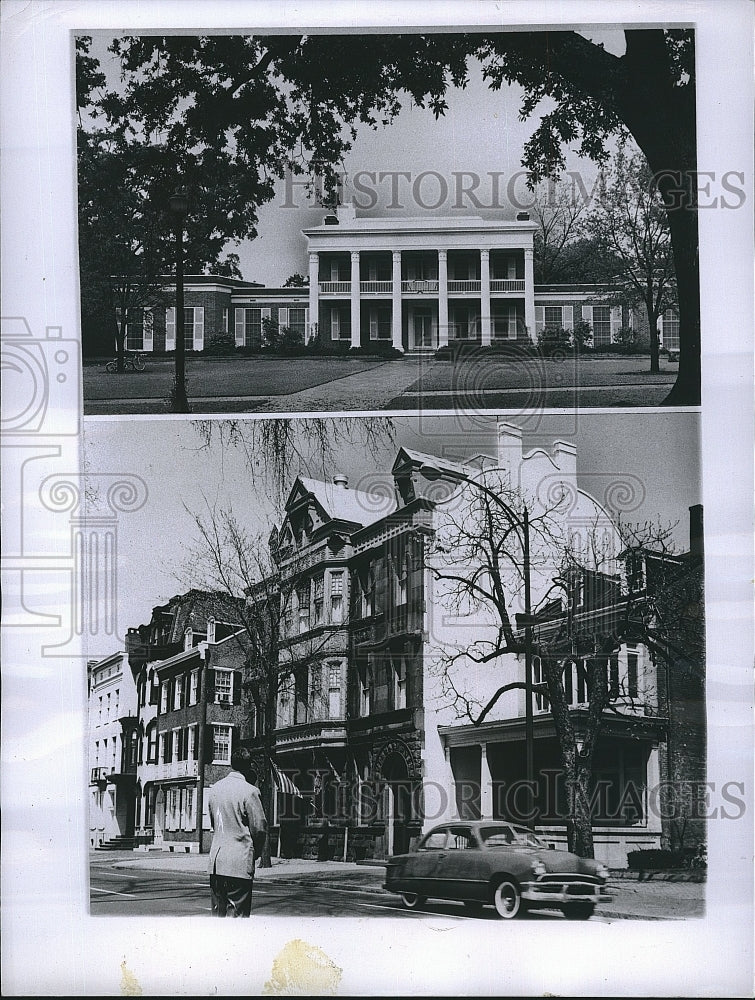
521 881 612 905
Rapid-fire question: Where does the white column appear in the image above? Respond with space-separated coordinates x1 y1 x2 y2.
524 247 535 343
480 249 491 346
443 745 457 822
308 252 319 338
437 249 449 347
350 251 361 348
480 743 493 818
392 250 403 351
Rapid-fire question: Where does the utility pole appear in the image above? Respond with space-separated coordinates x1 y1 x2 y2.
523 507 535 829
195 647 209 852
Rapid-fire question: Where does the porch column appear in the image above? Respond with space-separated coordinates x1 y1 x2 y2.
524 247 535 343
308 252 319 338
443 745 457 821
392 250 403 351
350 251 361 348
437 249 449 347
480 249 491 346
480 743 493 818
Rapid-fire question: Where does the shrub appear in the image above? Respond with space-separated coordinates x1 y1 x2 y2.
280 324 306 355
626 847 700 871
204 333 236 356
348 344 403 359
537 327 572 357
261 316 280 351
572 320 593 352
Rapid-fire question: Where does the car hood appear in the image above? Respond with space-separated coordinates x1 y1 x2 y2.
488 845 603 875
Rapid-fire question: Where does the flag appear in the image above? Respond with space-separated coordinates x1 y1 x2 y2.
270 758 303 798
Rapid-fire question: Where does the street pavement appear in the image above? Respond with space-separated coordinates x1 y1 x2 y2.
91 850 705 921
82 354 681 415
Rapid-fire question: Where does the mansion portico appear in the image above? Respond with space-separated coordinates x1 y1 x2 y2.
304 204 536 351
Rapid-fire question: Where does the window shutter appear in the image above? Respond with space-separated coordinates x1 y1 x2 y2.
205 724 216 763
279 307 289 329
581 305 593 327
232 671 242 705
204 669 215 704
369 307 379 340
563 305 574 331
610 306 622 341
535 305 545 333
143 309 154 351
165 307 176 350
193 307 204 351
628 307 634 330
182 674 189 708
235 308 245 346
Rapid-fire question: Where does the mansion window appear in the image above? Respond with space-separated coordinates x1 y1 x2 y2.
173 675 184 711
160 730 172 764
190 669 199 705
146 721 158 763
330 304 351 341
390 649 408 710
160 682 169 714
297 584 311 633
166 306 203 350
329 571 344 624
328 662 342 719
369 305 392 341
313 575 324 626
661 309 680 351
277 673 295 728
287 307 306 337
592 306 612 346
394 556 409 606
357 661 371 717
212 724 233 764
213 669 233 705
544 305 563 330
360 567 376 618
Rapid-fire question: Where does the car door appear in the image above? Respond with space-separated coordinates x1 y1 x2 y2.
406 828 449 896
438 826 487 902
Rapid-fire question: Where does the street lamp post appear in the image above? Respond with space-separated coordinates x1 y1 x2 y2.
420 463 536 828
169 189 189 413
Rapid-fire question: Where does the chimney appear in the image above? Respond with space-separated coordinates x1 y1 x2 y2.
333 474 348 489
496 421 523 479
689 504 704 561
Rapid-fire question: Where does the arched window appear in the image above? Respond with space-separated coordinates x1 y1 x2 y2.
145 720 158 764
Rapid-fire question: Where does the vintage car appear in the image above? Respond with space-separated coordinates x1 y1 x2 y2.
384 820 612 919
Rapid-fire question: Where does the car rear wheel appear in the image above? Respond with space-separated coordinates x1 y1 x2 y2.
401 892 425 911
563 902 595 920
492 879 522 919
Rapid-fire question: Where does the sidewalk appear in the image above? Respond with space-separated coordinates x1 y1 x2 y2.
106 851 705 919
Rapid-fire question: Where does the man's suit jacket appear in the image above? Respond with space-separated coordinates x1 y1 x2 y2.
207 771 267 879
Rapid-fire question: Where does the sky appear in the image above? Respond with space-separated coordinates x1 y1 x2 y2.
84 28 628 285
82 410 700 648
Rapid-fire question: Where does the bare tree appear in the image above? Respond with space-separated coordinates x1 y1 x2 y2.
584 142 678 374
531 179 589 284
425 468 700 858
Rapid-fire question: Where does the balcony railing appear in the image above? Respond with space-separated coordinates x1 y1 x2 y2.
402 279 439 293
90 766 109 783
319 281 351 294
447 279 481 293
360 280 392 294
491 278 525 292
157 759 199 780
274 719 347 750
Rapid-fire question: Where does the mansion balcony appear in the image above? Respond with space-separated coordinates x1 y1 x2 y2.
156 759 198 781
317 278 527 298
274 719 348 753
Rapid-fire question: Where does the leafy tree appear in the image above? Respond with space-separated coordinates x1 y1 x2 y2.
583 144 677 373
84 29 698 401
283 273 309 287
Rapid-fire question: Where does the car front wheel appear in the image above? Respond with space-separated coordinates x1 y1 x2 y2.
401 892 425 911
492 879 522 919
563 902 595 920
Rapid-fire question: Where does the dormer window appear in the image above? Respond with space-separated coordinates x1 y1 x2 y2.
184 628 193 650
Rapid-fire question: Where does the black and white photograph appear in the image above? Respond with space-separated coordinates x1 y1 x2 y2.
75 23 702 416
1 1 753 997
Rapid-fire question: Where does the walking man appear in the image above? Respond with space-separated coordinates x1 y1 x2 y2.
207 747 267 917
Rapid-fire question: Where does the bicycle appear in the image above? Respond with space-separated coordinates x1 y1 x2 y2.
105 351 146 373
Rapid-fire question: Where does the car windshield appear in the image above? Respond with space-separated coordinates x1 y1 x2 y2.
480 825 545 849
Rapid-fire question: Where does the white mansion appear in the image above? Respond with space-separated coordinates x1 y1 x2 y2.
122 207 680 355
